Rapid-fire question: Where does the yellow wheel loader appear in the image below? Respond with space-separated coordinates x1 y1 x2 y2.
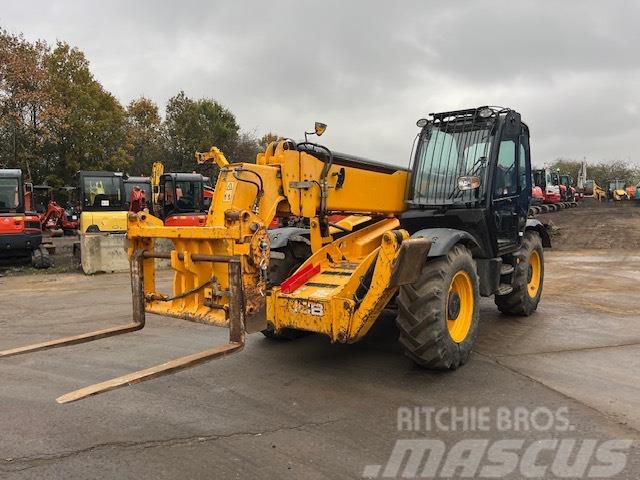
607 180 630 201
2 106 550 403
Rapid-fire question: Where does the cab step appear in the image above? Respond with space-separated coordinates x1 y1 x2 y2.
496 284 514 296
500 264 514 276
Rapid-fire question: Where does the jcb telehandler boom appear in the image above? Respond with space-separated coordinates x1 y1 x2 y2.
2 107 550 403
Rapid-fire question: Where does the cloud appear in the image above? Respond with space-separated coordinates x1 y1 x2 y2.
2 0 639 166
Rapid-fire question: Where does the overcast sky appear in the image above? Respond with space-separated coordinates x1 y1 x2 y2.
2 0 639 167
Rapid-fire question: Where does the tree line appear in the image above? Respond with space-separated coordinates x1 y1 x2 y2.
0 29 277 186
546 159 640 189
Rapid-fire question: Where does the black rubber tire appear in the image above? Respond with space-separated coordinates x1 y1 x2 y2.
495 231 544 316
31 246 52 269
395 244 480 370
261 242 312 341
262 326 310 340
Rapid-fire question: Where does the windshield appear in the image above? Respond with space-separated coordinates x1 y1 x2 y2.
32 188 52 213
0 178 20 211
533 170 544 187
125 182 151 204
412 124 492 205
162 179 203 213
609 181 625 190
82 176 123 209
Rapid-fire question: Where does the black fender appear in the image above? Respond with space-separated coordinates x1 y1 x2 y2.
268 227 310 249
410 228 479 257
525 218 551 248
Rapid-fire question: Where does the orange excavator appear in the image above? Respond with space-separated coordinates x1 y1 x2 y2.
40 200 79 235
0 169 50 268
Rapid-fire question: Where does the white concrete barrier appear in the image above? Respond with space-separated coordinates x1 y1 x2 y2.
80 234 174 274
80 233 128 274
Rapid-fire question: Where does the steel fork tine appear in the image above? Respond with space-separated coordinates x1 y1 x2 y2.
0 251 146 358
56 342 243 403
55 255 246 404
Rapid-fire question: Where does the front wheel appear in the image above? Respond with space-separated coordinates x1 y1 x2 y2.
396 244 480 370
495 231 544 316
261 242 311 341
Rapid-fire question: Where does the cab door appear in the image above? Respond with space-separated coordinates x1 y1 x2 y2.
492 137 520 251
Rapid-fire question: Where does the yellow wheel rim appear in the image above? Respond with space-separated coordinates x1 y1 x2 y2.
527 250 542 298
447 271 474 343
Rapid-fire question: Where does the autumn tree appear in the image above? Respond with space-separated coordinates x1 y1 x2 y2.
258 132 281 151
1 30 272 188
124 96 165 175
229 131 261 163
549 158 640 188
0 30 62 180
44 42 129 183
165 91 239 174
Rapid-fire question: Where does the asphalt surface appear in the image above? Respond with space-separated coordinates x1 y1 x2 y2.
0 250 639 479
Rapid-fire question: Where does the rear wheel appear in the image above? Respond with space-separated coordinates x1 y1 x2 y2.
396 244 480 370
495 231 544 316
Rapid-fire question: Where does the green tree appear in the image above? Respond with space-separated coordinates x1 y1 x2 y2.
0 30 62 181
549 158 640 189
230 131 260 164
45 42 129 183
258 132 281 151
165 91 239 175
125 96 165 175
1 30 271 188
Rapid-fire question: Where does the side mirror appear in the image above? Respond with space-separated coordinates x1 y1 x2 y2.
314 122 327 136
504 111 521 136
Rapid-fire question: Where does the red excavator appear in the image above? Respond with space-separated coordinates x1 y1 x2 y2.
0 169 50 268
530 167 577 214
555 172 577 203
157 172 213 226
40 200 79 235
124 163 214 226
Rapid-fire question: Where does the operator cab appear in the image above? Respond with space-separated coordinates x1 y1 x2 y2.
608 180 626 191
558 174 575 201
0 169 45 263
157 172 212 226
31 185 54 214
403 106 532 257
124 176 152 211
78 171 126 212
0 169 24 213
77 171 127 233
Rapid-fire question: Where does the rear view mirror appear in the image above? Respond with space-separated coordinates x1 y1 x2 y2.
314 122 327 136
504 111 521 136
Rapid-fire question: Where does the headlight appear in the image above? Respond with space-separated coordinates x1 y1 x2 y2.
478 107 493 118
458 176 481 191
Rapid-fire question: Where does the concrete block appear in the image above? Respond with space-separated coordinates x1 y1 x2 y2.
80 233 129 274
80 234 175 274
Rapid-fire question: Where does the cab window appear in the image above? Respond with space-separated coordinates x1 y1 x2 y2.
494 140 517 196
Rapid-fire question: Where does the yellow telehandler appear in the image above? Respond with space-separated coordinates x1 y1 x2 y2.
2 107 550 403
